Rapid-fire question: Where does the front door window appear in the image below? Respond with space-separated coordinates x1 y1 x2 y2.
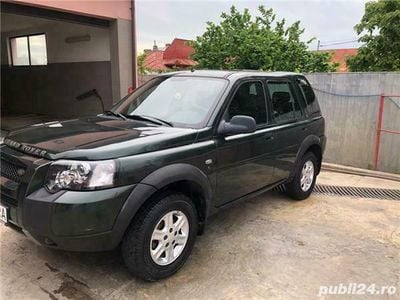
227 81 267 125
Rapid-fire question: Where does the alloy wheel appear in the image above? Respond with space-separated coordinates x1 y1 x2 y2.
149 210 189 266
300 160 314 192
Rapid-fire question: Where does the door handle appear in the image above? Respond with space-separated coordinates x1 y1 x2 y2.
302 127 308 131
265 135 274 141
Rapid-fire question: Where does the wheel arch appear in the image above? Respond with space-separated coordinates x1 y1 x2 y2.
290 135 323 180
112 163 212 247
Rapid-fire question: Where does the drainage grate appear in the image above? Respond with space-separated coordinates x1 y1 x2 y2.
314 184 400 201
275 184 400 201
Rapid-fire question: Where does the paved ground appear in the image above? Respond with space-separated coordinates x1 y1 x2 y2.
1 171 399 300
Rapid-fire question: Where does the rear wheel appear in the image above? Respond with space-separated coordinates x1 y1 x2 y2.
121 193 198 281
285 152 318 200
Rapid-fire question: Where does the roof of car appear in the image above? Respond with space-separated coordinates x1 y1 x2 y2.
164 70 302 79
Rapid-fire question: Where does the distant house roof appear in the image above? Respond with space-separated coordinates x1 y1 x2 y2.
143 50 169 71
320 48 358 72
143 38 196 72
163 38 196 67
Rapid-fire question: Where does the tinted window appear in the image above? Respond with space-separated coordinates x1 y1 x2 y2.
267 81 302 123
297 77 321 116
227 81 267 125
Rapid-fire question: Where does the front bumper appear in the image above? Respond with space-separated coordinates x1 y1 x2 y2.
27 185 135 251
1 145 141 251
2 183 135 251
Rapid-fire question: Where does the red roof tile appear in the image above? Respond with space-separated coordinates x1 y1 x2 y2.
164 38 195 60
143 38 197 71
143 50 169 71
320 48 358 72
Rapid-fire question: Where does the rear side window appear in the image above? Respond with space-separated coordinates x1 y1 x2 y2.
296 78 321 116
227 81 267 125
267 81 302 123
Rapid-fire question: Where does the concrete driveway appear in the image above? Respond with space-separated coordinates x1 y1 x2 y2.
1 171 399 300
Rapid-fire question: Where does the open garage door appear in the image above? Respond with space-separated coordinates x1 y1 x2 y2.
1 2 132 137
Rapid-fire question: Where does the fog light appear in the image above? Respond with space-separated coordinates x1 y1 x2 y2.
44 237 56 246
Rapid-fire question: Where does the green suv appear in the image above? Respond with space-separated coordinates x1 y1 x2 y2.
1 70 326 281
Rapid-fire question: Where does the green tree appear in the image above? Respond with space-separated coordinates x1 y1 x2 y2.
192 6 336 72
347 0 400 71
137 52 148 75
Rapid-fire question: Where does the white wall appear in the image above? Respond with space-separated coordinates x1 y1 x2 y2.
306 72 400 174
110 18 133 101
47 21 110 63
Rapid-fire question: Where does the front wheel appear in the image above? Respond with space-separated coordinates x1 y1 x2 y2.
285 152 318 200
121 193 198 281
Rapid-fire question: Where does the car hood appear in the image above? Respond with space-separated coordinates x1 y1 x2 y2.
3 116 199 160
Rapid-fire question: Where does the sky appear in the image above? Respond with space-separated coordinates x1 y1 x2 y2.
136 0 367 53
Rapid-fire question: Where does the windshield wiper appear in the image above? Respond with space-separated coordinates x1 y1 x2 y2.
126 114 173 127
104 110 127 120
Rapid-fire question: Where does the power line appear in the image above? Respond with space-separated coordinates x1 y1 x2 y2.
313 88 400 109
320 40 359 47
319 38 358 44
313 87 380 97
316 38 359 50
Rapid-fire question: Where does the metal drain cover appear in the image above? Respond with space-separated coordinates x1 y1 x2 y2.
275 184 400 201
314 184 400 201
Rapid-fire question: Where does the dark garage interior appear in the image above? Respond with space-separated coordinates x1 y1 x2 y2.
1 2 134 137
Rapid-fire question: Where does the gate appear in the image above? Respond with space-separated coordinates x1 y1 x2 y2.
373 94 400 171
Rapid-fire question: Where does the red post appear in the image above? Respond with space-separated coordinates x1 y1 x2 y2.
373 94 385 170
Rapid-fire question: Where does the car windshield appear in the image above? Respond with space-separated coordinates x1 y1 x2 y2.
112 76 228 128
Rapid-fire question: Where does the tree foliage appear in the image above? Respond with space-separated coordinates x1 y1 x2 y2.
347 0 400 71
192 6 336 72
137 52 149 75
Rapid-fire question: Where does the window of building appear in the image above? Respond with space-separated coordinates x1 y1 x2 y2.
296 77 321 116
227 81 267 125
267 81 302 123
10 34 47 66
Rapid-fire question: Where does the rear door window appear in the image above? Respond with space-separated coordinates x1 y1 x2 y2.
296 77 321 117
266 81 302 123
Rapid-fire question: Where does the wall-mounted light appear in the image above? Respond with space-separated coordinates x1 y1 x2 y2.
65 34 91 43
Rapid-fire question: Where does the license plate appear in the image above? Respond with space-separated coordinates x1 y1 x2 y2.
0 205 8 223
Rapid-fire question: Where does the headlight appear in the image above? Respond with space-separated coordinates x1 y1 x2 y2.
45 160 116 192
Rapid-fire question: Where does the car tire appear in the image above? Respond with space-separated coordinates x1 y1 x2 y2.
121 192 198 281
285 152 318 200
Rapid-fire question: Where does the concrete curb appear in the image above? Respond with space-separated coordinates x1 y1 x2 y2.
322 162 400 182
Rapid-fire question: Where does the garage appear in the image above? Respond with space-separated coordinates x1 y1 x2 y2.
1 1 135 137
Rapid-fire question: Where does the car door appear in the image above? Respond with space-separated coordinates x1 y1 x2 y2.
214 80 277 206
265 79 306 182
293 76 323 138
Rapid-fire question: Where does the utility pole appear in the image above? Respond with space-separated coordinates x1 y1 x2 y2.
317 40 320 51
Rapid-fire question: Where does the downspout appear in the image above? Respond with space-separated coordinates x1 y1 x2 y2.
131 0 138 89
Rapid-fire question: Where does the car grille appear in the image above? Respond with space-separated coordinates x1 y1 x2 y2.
1 193 17 207
1 156 30 226
1 158 26 183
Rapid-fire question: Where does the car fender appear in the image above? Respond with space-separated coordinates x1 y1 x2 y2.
141 163 212 224
111 163 212 246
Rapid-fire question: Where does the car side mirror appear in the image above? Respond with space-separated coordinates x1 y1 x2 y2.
218 115 256 136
